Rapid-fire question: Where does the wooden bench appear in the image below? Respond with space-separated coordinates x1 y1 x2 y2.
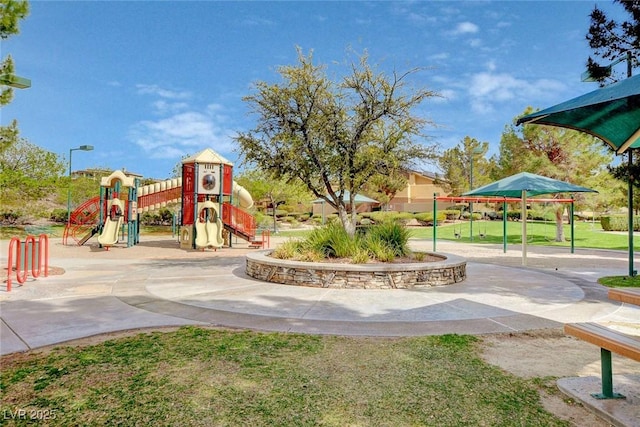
564 322 640 399
608 288 640 307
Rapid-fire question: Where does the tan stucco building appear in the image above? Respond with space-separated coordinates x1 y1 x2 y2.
388 170 452 213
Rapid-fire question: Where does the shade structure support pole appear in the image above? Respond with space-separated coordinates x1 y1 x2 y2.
629 150 636 277
570 200 575 254
503 199 507 253
432 193 438 252
521 190 527 266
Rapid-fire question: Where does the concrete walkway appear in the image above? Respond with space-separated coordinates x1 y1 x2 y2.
2 235 639 425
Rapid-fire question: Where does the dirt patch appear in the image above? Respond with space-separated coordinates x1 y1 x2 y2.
479 328 611 426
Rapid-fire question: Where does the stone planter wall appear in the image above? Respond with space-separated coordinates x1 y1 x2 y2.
245 251 466 289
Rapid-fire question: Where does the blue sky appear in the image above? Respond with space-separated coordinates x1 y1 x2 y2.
1 0 626 179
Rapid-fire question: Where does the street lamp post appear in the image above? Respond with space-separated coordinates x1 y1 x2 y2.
67 145 94 228
0 73 31 89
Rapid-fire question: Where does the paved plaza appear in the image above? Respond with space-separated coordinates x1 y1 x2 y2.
2 235 639 425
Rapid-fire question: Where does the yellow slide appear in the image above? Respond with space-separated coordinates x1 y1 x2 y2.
97 198 124 247
195 202 224 249
233 181 253 209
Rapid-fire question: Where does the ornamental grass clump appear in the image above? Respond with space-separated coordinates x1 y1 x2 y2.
273 222 413 264
306 222 360 258
363 221 412 257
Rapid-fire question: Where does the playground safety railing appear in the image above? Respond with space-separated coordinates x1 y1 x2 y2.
63 196 101 245
6 234 49 292
222 203 257 241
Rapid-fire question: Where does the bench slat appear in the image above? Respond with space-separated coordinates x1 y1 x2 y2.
564 322 640 362
608 288 640 307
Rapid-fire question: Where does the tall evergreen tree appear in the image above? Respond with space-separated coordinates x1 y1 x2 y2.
0 0 29 154
586 0 640 200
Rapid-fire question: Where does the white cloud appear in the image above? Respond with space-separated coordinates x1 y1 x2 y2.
152 100 190 115
136 84 192 100
467 71 565 114
454 22 479 35
130 89 237 159
432 88 456 103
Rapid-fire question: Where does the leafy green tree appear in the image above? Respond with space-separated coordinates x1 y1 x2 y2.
0 0 29 154
55 175 101 209
438 136 494 196
585 0 640 84
0 137 65 205
235 168 312 231
504 108 613 241
0 0 29 39
585 0 640 200
235 48 439 237
363 169 407 209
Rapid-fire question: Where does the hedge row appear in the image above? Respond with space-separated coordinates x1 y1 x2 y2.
601 215 640 232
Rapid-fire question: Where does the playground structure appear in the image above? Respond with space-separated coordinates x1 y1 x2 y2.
63 148 265 250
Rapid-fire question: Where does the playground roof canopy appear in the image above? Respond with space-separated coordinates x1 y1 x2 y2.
182 148 233 165
462 172 596 198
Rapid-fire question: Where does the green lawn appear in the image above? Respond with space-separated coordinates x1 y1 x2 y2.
278 220 637 251
0 327 572 426
416 220 634 251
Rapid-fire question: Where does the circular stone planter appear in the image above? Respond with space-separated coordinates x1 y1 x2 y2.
245 251 466 289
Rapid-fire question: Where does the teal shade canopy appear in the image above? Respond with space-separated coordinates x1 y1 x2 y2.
462 172 597 198
516 74 640 154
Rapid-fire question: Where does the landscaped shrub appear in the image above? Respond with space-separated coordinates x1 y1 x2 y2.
367 211 395 223
367 211 414 224
363 235 396 262
506 210 521 221
528 209 555 222
273 222 413 263
362 221 411 257
306 222 360 258
460 212 483 221
0 211 21 225
140 208 174 225
309 215 323 225
601 215 640 231
442 209 460 220
50 208 68 223
414 212 446 225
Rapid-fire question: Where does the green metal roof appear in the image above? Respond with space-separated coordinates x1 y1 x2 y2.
462 172 596 198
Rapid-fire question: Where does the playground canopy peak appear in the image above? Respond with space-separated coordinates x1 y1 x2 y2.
182 148 233 165
462 172 596 198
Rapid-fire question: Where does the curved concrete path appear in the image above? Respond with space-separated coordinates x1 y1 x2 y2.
3 236 640 426
2 236 639 354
